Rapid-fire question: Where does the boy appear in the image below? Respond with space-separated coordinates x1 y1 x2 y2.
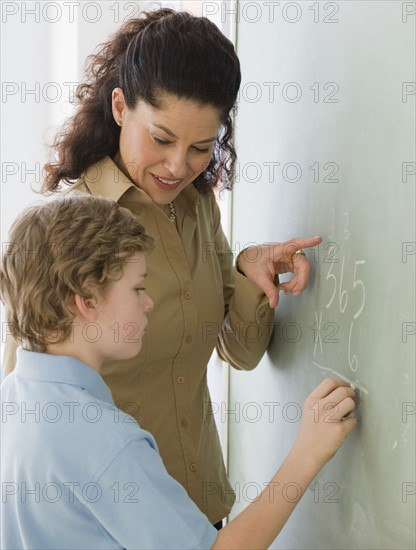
1 195 357 549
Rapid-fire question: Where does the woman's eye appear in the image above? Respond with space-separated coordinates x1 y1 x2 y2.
153 135 210 154
135 287 146 293
153 136 170 146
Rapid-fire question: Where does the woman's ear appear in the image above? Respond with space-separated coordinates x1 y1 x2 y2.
74 293 99 321
112 87 126 127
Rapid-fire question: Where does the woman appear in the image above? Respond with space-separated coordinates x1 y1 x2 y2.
3 8 321 527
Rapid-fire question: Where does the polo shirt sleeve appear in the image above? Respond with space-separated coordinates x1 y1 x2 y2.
88 436 218 550
208 194 275 371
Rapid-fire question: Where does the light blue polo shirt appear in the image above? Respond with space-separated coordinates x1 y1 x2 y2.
1 348 218 549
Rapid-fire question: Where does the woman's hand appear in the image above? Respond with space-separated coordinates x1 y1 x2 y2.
236 236 322 308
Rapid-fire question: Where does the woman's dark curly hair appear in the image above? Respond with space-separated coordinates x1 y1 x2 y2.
43 8 241 194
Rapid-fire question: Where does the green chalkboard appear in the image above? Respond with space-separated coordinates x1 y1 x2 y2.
228 2 415 548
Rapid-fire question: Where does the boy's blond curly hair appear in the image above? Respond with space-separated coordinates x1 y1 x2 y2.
0 195 154 352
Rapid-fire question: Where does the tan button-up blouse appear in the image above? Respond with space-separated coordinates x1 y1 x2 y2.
3 156 275 523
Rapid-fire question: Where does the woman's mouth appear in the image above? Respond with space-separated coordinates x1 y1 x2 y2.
152 174 183 190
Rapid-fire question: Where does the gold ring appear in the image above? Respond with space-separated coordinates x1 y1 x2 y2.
293 249 306 256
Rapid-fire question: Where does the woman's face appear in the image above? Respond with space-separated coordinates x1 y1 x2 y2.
112 90 222 204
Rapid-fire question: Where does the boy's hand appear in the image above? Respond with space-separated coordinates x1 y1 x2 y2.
293 378 357 467
211 378 358 550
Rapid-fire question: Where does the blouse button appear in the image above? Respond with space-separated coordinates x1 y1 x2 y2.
190 463 198 472
177 376 185 384
259 312 266 319
184 290 191 299
185 335 193 344
181 419 188 428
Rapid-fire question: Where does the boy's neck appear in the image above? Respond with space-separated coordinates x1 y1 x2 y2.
46 339 102 372
44 311 107 371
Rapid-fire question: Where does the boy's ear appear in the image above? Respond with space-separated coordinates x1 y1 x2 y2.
74 294 99 321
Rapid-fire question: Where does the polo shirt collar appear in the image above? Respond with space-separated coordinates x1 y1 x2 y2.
15 347 113 405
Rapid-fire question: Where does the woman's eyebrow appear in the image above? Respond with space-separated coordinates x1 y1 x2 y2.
153 124 217 144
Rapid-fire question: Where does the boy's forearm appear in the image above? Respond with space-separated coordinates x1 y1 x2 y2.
212 448 321 550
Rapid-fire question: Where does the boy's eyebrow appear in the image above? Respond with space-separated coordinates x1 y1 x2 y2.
154 124 217 144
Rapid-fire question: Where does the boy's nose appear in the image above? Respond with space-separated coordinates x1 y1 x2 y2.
145 293 154 313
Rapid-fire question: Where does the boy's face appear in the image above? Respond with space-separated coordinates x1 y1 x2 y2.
95 253 153 362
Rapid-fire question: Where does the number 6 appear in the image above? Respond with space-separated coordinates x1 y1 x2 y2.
353 261 366 320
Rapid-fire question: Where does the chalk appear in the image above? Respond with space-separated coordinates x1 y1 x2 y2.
312 361 369 395
351 380 369 396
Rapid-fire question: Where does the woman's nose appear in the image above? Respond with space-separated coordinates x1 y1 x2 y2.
163 148 188 179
